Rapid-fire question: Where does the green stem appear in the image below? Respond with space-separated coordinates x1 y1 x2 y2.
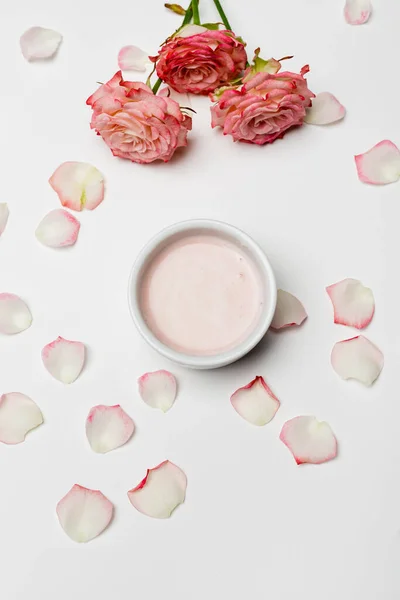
212 0 231 30
182 2 193 25
192 0 200 24
152 78 162 94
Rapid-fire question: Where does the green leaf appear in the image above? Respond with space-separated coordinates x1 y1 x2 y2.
200 22 221 30
245 48 281 78
164 3 187 15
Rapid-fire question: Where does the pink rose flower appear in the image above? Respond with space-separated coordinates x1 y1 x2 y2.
86 71 192 164
211 66 315 145
152 26 247 95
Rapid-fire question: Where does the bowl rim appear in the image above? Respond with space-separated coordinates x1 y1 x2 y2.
128 219 277 369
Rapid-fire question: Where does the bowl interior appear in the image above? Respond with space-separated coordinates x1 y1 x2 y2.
128 220 277 369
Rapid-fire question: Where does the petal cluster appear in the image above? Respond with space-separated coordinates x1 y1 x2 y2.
153 28 247 95
87 72 192 164
211 66 314 144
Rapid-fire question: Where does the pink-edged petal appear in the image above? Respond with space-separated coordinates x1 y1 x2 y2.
20 26 62 61
0 203 9 236
230 376 280 426
331 335 383 386
138 370 177 413
127 460 187 519
344 0 372 24
56 484 113 543
355 140 400 185
86 405 135 453
305 92 345 125
0 393 43 445
118 45 149 71
280 416 337 465
42 336 85 384
0 293 32 334
159 86 191 107
271 289 307 330
35 209 80 248
176 24 207 38
326 278 374 329
49 162 105 211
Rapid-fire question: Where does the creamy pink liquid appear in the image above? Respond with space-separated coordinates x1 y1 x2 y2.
140 234 264 356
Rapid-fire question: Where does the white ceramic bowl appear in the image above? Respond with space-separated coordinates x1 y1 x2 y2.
128 219 277 369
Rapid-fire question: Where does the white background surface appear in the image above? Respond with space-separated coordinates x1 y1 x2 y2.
1 0 399 598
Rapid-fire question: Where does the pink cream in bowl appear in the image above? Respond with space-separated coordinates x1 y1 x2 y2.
128 220 277 369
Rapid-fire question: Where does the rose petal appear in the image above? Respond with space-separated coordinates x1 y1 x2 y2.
0 203 9 237
20 26 62 61
344 0 372 24
305 92 345 125
280 416 338 465
176 24 207 38
138 370 177 413
326 278 374 329
271 289 307 330
35 209 80 248
355 140 400 185
56 484 113 543
127 460 187 519
331 335 383 386
86 405 135 453
0 293 32 335
118 45 149 71
0 393 43 445
42 336 85 384
49 162 105 211
230 376 280 426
